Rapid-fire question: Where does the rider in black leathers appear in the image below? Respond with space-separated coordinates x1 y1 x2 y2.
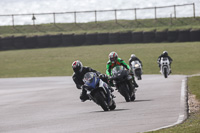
128 54 143 67
157 51 173 72
72 60 112 102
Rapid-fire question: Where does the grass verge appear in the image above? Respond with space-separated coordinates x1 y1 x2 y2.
0 42 200 78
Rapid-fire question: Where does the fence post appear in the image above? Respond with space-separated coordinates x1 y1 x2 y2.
174 5 176 19
114 10 117 23
53 13 56 24
74 11 77 24
135 8 137 21
193 3 195 18
95 10 97 23
155 7 157 20
12 15 15 27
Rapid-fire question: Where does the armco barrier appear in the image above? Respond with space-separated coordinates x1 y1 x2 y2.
178 30 190 42
14 36 26 49
97 33 109 44
49 34 62 47
85 33 98 45
26 36 38 48
120 31 132 44
190 29 200 42
62 34 74 46
0 36 14 50
109 32 120 44
74 34 86 46
37 35 50 48
143 31 155 43
167 30 178 42
132 32 143 43
155 31 167 42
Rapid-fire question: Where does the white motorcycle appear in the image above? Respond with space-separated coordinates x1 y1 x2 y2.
160 57 171 78
130 60 142 80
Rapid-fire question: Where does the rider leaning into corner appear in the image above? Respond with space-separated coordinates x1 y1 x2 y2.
106 51 139 88
128 54 143 67
157 51 173 73
72 60 113 102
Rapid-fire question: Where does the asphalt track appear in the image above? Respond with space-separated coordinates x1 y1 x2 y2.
0 75 187 133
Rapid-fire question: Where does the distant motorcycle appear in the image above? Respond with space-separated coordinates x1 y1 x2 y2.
83 72 116 111
130 60 142 80
110 66 136 102
160 57 171 78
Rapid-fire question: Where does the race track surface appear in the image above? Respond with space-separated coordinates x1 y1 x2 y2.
0 75 187 133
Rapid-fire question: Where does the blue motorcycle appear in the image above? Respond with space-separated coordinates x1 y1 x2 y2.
83 72 116 111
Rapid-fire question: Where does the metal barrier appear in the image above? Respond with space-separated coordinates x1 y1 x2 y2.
0 3 196 26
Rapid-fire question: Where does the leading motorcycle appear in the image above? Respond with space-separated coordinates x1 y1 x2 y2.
160 57 171 78
83 72 116 111
110 66 136 102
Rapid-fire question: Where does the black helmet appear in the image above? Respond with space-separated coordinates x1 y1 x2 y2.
163 51 168 56
72 60 83 73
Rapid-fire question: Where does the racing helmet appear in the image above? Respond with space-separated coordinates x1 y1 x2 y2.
109 52 118 63
131 54 136 58
163 51 168 56
72 60 83 73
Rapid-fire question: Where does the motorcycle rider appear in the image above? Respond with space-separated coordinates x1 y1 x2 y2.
157 51 173 72
106 51 139 88
129 54 143 67
72 60 113 102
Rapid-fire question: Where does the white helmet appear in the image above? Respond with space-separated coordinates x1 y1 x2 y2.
131 54 136 58
109 52 118 63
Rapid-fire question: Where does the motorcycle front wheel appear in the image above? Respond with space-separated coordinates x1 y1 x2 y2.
94 91 109 111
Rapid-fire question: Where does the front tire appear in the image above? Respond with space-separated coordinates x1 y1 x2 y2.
164 67 168 78
117 83 131 102
94 91 109 111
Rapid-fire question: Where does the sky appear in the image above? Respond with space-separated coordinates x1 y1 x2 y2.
0 0 199 25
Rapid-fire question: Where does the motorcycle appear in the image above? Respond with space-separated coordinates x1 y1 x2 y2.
110 66 136 102
83 72 116 111
160 57 171 78
130 60 142 80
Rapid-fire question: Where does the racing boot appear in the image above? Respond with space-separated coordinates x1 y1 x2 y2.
80 89 89 102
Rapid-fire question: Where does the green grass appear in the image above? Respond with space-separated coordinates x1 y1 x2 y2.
0 42 200 78
0 17 200 37
148 76 200 133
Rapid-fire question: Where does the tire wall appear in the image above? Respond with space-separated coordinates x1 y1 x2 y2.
178 30 190 42
0 29 200 51
143 31 155 43
132 32 143 43
14 36 26 49
49 34 62 47
0 36 14 50
37 35 50 48
26 36 38 48
167 30 178 42
108 32 120 44
119 31 132 44
155 31 167 42
62 34 74 46
190 29 200 42
74 34 86 46
97 33 109 44
85 33 97 45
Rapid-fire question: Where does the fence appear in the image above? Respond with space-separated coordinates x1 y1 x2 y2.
0 3 196 26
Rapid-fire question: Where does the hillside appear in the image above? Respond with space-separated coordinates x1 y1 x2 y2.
0 17 200 37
